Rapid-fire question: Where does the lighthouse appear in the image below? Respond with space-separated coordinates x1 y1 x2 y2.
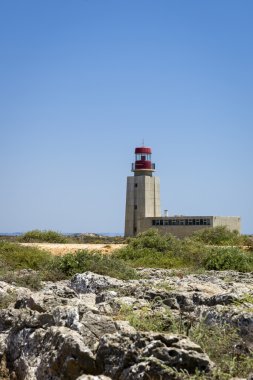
124 146 241 238
124 146 161 237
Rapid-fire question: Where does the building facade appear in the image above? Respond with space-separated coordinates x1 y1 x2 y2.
124 146 241 238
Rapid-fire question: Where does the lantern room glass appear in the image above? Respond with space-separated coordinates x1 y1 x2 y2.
135 153 151 161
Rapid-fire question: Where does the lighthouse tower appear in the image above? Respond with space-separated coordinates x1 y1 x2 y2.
124 146 161 237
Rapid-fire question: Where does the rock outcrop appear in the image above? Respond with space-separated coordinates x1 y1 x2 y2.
1 270 253 379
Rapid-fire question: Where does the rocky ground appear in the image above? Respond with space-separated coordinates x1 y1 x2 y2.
1 269 253 379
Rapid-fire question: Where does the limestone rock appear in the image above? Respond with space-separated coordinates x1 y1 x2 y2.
6 326 97 380
96 332 214 379
76 375 111 380
76 376 111 380
71 272 124 294
1 269 253 379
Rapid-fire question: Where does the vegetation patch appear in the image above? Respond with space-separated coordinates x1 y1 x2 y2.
52 250 138 280
18 229 67 243
113 230 187 268
116 301 253 379
0 289 17 309
0 230 126 244
203 246 253 272
154 281 175 292
189 322 253 379
116 303 177 332
0 241 52 271
191 226 251 247
232 293 253 311
113 229 253 272
0 242 138 283
0 271 42 290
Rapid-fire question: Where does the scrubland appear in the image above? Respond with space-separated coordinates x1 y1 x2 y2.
1 227 253 379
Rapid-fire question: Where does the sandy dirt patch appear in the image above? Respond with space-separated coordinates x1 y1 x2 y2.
20 243 125 255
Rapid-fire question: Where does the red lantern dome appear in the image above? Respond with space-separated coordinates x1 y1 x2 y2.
132 146 155 175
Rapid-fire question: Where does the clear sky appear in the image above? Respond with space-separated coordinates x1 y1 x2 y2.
0 0 252 234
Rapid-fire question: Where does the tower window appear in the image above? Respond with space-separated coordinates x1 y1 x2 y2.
134 205 138 210
135 183 138 188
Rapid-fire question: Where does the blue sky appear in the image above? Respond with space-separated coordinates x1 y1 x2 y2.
0 0 252 234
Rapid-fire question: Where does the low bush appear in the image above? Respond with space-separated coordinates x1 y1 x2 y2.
113 229 208 269
70 234 126 244
0 241 52 270
113 229 253 272
203 246 253 272
127 229 179 252
18 230 67 243
0 242 138 283
51 250 138 280
190 226 248 246
113 246 185 268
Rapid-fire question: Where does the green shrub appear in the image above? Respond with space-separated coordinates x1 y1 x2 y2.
0 241 52 270
113 246 184 268
51 250 138 280
191 226 246 246
203 247 253 272
71 234 126 244
0 242 137 282
128 229 179 252
18 229 67 243
114 229 253 272
113 230 207 269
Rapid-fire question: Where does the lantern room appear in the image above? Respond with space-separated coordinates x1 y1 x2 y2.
132 146 155 175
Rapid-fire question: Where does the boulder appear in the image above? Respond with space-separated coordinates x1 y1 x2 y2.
96 332 214 379
6 326 97 380
71 272 124 294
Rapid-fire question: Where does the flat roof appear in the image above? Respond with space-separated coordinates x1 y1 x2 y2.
145 216 240 219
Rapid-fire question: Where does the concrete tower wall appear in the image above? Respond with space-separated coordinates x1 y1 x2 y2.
125 176 161 237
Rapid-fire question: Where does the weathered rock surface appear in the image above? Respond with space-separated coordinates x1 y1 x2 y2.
96 332 213 379
71 272 124 294
1 270 253 379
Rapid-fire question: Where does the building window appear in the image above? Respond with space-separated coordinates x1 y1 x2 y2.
135 183 138 188
151 218 211 227
134 205 137 210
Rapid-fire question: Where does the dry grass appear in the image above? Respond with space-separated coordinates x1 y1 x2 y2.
19 243 125 255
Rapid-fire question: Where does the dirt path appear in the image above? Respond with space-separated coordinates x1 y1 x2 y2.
20 243 125 255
